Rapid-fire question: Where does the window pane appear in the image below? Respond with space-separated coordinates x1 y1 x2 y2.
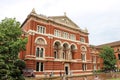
36 48 39 57
36 62 39 71
40 48 43 57
41 62 44 71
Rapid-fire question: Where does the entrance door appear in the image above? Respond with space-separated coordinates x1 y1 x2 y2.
65 66 68 75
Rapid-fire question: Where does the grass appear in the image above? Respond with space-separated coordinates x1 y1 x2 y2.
25 77 35 80
107 78 120 80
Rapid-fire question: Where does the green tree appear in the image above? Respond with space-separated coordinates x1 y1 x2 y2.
99 46 117 71
0 18 27 80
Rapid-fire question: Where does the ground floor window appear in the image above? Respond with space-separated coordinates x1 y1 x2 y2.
118 54 120 60
36 62 44 72
82 64 87 71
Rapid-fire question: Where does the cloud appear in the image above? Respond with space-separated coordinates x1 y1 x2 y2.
0 0 120 45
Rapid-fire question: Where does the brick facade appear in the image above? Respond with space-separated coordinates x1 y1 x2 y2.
20 9 99 77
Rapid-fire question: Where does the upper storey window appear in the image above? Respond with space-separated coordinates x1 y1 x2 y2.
70 34 76 40
80 37 85 43
54 29 61 37
63 32 69 39
54 29 76 40
37 25 46 34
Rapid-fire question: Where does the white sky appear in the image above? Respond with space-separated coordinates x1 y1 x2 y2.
0 0 120 45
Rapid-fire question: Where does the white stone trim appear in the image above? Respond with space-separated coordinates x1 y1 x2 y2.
35 37 47 45
70 43 78 49
53 40 62 46
27 29 89 45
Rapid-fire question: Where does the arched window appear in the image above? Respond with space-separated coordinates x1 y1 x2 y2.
81 46 87 62
40 48 44 57
63 43 69 60
70 44 76 59
54 51 58 59
36 38 45 45
35 37 46 58
81 46 86 51
54 41 61 59
63 52 66 59
36 47 44 58
36 47 40 57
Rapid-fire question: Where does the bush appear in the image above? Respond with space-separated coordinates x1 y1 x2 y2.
14 59 26 69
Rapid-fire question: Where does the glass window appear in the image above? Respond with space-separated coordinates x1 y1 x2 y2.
37 25 46 34
70 34 76 40
80 37 85 42
54 29 61 37
36 48 40 57
36 62 44 71
40 48 44 57
54 51 58 59
118 54 120 60
36 47 44 58
81 54 86 62
82 64 87 71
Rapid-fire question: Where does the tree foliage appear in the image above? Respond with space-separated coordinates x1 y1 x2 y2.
99 46 117 71
0 18 27 80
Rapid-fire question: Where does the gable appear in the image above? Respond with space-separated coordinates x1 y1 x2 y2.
49 16 79 29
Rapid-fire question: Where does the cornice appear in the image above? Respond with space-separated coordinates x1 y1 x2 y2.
27 10 88 34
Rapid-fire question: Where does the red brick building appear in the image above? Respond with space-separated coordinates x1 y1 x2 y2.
20 9 98 77
96 41 120 69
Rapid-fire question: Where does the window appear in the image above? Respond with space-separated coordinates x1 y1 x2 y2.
118 54 120 60
63 32 69 39
70 34 76 40
36 47 40 57
36 47 44 58
93 56 96 63
36 62 44 71
81 54 86 62
81 46 87 51
63 52 65 59
80 37 85 42
37 25 46 34
54 29 61 37
36 38 45 45
54 51 58 59
82 64 87 71
93 64 96 70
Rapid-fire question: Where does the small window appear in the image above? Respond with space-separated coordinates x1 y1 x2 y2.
37 25 46 34
36 62 44 71
63 52 66 59
82 64 87 71
118 54 120 60
81 54 86 62
54 51 58 59
63 32 69 39
36 48 40 57
80 37 85 42
70 34 76 40
36 47 44 58
54 29 61 37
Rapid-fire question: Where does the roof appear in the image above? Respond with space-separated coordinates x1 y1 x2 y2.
96 40 120 48
48 15 79 29
21 8 88 34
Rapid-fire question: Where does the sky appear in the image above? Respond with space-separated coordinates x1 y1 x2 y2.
0 0 120 45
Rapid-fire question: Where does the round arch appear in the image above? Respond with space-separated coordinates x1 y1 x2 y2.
53 40 62 46
62 42 70 48
35 37 47 44
70 43 77 49
81 45 87 51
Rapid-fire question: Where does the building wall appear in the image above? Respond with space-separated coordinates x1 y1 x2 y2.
20 11 96 77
